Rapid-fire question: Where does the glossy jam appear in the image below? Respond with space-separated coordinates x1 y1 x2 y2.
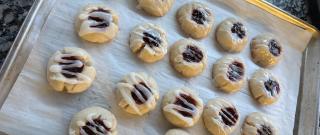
231 22 246 39
80 116 110 135
174 93 197 117
182 45 203 63
131 82 152 105
268 39 281 56
257 125 272 135
88 8 111 28
227 61 244 81
264 79 280 96
219 107 239 126
191 9 207 24
142 32 161 48
59 56 84 78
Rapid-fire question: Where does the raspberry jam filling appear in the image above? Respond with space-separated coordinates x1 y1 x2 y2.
80 116 110 135
227 61 244 81
174 93 197 117
231 22 246 39
59 56 84 78
257 125 272 135
219 107 239 126
131 82 152 105
191 9 207 24
143 32 161 48
264 79 280 96
182 45 203 63
268 39 281 56
88 8 111 28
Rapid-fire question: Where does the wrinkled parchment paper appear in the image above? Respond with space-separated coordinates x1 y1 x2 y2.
0 0 313 134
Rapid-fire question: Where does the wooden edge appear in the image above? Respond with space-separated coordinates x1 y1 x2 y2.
247 0 320 38
295 38 320 135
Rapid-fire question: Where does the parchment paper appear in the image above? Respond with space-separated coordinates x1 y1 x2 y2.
0 0 313 135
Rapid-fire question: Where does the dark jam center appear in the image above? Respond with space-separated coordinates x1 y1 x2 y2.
174 93 197 118
219 107 239 126
131 82 152 105
268 39 281 56
191 9 207 25
59 56 84 78
264 79 280 96
88 8 110 28
182 45 203 63
227 61 244 81
231 22 246 39
142 32 161 48
80 116 110 135
257 125 273 135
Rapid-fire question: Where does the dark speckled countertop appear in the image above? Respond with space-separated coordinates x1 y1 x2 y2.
0 0 309 67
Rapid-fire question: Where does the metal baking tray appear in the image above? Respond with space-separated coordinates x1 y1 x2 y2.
0 0 318 134
0 0 43 105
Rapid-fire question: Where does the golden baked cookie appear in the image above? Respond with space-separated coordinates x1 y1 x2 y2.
203 98 240 135
129 23 168 63
242 112 278 135
162 87 203 128
47 47 96 93
251 34 283 67
170 38 207 77
216 18 248 52
117 72 159 115
212 56 246 93
137 0 175 16
177 2 214 39
77 4 119 43
249 69 281 105
69 106 117 135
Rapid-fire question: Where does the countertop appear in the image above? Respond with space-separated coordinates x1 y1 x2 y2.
0 0 309 66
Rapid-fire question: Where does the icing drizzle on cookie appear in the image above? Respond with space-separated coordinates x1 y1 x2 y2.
131 82 153 105
87 8 112 28
219 107 239 126
78 113 111 135
49 53 91 84
163 90 198 122
227 61 244 81
142 31 161 48
173 93 197 117
182 45 203 63
264 79 280 96
257 125 273 135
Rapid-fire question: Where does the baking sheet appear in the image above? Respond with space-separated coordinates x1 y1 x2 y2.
0 0 313 134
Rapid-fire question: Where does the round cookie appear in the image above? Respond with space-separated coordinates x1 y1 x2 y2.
242 112 278 135
47 47 96 93
137 0 175 17
203 98 240 135
69 106 117 135
177 2 214 39
77 4 119 43
170 38 207 77
129 23 168 63
251 34 283 67
212 56 246 93
162 87 204 128
249 69 281 105
216 18 248 52
165 129 190 135
117 72 159 115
